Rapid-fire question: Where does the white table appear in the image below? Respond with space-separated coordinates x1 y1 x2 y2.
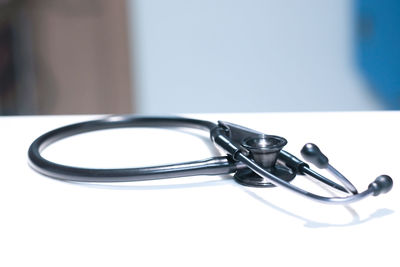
1 112 399 266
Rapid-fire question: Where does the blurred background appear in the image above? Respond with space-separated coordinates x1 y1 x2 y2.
0 0 398 115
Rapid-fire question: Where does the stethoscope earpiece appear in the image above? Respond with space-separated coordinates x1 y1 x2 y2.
301 143 329 169
369 175 393 196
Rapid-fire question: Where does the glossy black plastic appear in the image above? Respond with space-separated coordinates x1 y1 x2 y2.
301 143 329 168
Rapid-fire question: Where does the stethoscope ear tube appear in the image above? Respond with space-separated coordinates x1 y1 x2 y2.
28 115 393 205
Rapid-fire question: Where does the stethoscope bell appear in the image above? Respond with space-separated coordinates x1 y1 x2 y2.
234 135 296 187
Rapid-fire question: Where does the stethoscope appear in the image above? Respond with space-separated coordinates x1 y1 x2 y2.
28 115 393 204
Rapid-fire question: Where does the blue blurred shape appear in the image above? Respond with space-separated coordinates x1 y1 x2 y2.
356 0 400 109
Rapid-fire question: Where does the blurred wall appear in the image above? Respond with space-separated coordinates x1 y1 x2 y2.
356 0 400 109
128 0 384 114
29 0 132 114
0 0 133 115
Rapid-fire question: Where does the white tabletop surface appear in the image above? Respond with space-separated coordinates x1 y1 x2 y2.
1 112 399 266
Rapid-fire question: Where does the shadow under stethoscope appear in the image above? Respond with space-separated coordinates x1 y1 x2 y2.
237 185 394 228
234 170 395 228
64 175 394 229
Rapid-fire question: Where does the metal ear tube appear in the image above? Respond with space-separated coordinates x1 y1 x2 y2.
28 115 393 205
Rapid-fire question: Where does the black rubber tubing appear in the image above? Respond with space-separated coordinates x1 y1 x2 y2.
27 115 238 183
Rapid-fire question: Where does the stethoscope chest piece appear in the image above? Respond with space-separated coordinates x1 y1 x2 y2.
234 135 296 187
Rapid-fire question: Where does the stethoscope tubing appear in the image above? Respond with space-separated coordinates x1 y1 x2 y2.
28 115 225 182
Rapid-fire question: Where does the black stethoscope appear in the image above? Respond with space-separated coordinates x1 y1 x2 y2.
28 115 393 204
